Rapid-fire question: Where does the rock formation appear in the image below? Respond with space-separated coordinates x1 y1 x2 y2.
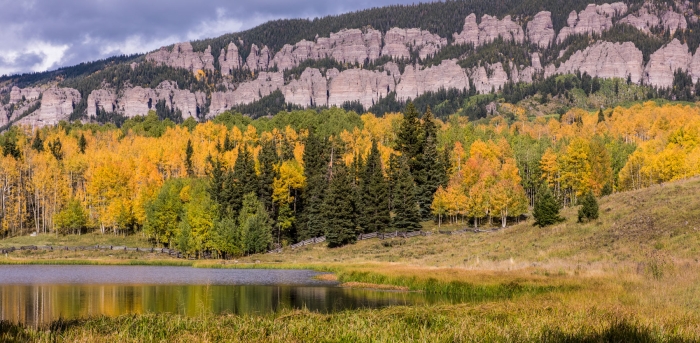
619 4 687 34
395 60 470 101
643 39 692 88
16 87 80 127
546 41 644 83
210 72 285 114
526 11 555 48
219 42 242 75
246 44 271 71
146 42 216 72
557 3 628 43
9 86 41 104
454 14 525 47
327 69 394 109
690 51 700 83
381 28 447 60
470 63 509 94
284 68 329 107
86 89 118 117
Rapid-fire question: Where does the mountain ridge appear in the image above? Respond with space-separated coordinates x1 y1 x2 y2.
1 0 699 130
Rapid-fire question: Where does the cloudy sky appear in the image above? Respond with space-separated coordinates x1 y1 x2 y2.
0 0 428 76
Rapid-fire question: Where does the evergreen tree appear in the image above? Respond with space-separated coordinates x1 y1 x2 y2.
414 106 442 219
31 131 44 152
358 140 391 233
597 108 605 123
78 133 87 154
577 192 599 223
185 139 194 177
48 138 63 161
395 102 422 163
533 186 564 227
206 156 227 217
223 145 258 217
391 155 421 231
323 159 358 247
258 138 278 213
298 134 329 240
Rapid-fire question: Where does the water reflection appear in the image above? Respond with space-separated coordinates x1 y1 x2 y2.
0 266 451 327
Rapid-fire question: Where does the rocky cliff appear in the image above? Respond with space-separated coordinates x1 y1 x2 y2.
453 14 525 47
643 39 694 88
146 42 216 73
546 41 644 83
556 3 628 43
619 4 688 34
396 60 470 101
526 11 555 49
17 87 80 127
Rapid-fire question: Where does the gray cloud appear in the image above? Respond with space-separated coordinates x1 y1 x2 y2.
0 0 429 76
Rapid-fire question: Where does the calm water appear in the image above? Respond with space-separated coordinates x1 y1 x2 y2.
0 266 449 327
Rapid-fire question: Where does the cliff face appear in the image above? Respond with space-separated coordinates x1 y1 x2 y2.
556 3 628 43
527 11 555 49
146 42 216 72
546 41 644 83
17 87 80 127
453 14 524 47
619 4 688 34
395 60 470 101
643 39 693 88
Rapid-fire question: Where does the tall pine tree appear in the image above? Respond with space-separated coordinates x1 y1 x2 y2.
298 133 329 240
533 186 564 227
258 138 278 213
358 140 391 233
223 145 258 217
391 155 421 231
323 158 358 247
415 106 443 220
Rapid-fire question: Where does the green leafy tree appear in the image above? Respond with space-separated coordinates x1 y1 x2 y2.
211 216 240 258
54 198 88 235
144 180 183 247
578 192 599 223
239 193 273 254
533 186 564 227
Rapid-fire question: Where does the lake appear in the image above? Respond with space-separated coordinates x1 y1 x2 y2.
0 265 450 327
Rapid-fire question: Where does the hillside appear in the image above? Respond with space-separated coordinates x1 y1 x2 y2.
2 0 700 129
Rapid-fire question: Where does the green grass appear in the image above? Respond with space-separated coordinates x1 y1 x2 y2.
0 231 152 249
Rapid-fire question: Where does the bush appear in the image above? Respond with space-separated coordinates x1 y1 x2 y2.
577 192 599 223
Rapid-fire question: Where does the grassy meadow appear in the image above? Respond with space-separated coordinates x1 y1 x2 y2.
2 178 700 341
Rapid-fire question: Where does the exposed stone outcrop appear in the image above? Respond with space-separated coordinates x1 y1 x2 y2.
86 89 118 117
16 87 80 127
526 11 555 48
271 29 383 71
690 51 700 83
643 39 692 88
660 10 687 33
395 60 469 101
454 14 524 47
9 86 41 104
146 42 216 72
210 72 285 115
327 69 394 109
546 41 644 83
381 28 447 60
619 4 687 34
284 68 329 107
470 63 509 94
557 3 628 43
383 62 402 83
114 81 205 118
219 42 242 75
246 44 271 71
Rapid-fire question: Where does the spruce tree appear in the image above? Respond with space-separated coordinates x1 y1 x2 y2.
391 155 421 232
31 131 44 152
224 145 258 217
78 133 87 154
298 134 329 240
577 192 599 223
258 138 278 213
185 139 194 177
597 108 605 123
395 102 422 163
415 106 442 220
533 186 564 227
359 140 391 233
323 159 358 247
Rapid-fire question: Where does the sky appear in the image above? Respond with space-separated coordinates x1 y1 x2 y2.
0 0 429 76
